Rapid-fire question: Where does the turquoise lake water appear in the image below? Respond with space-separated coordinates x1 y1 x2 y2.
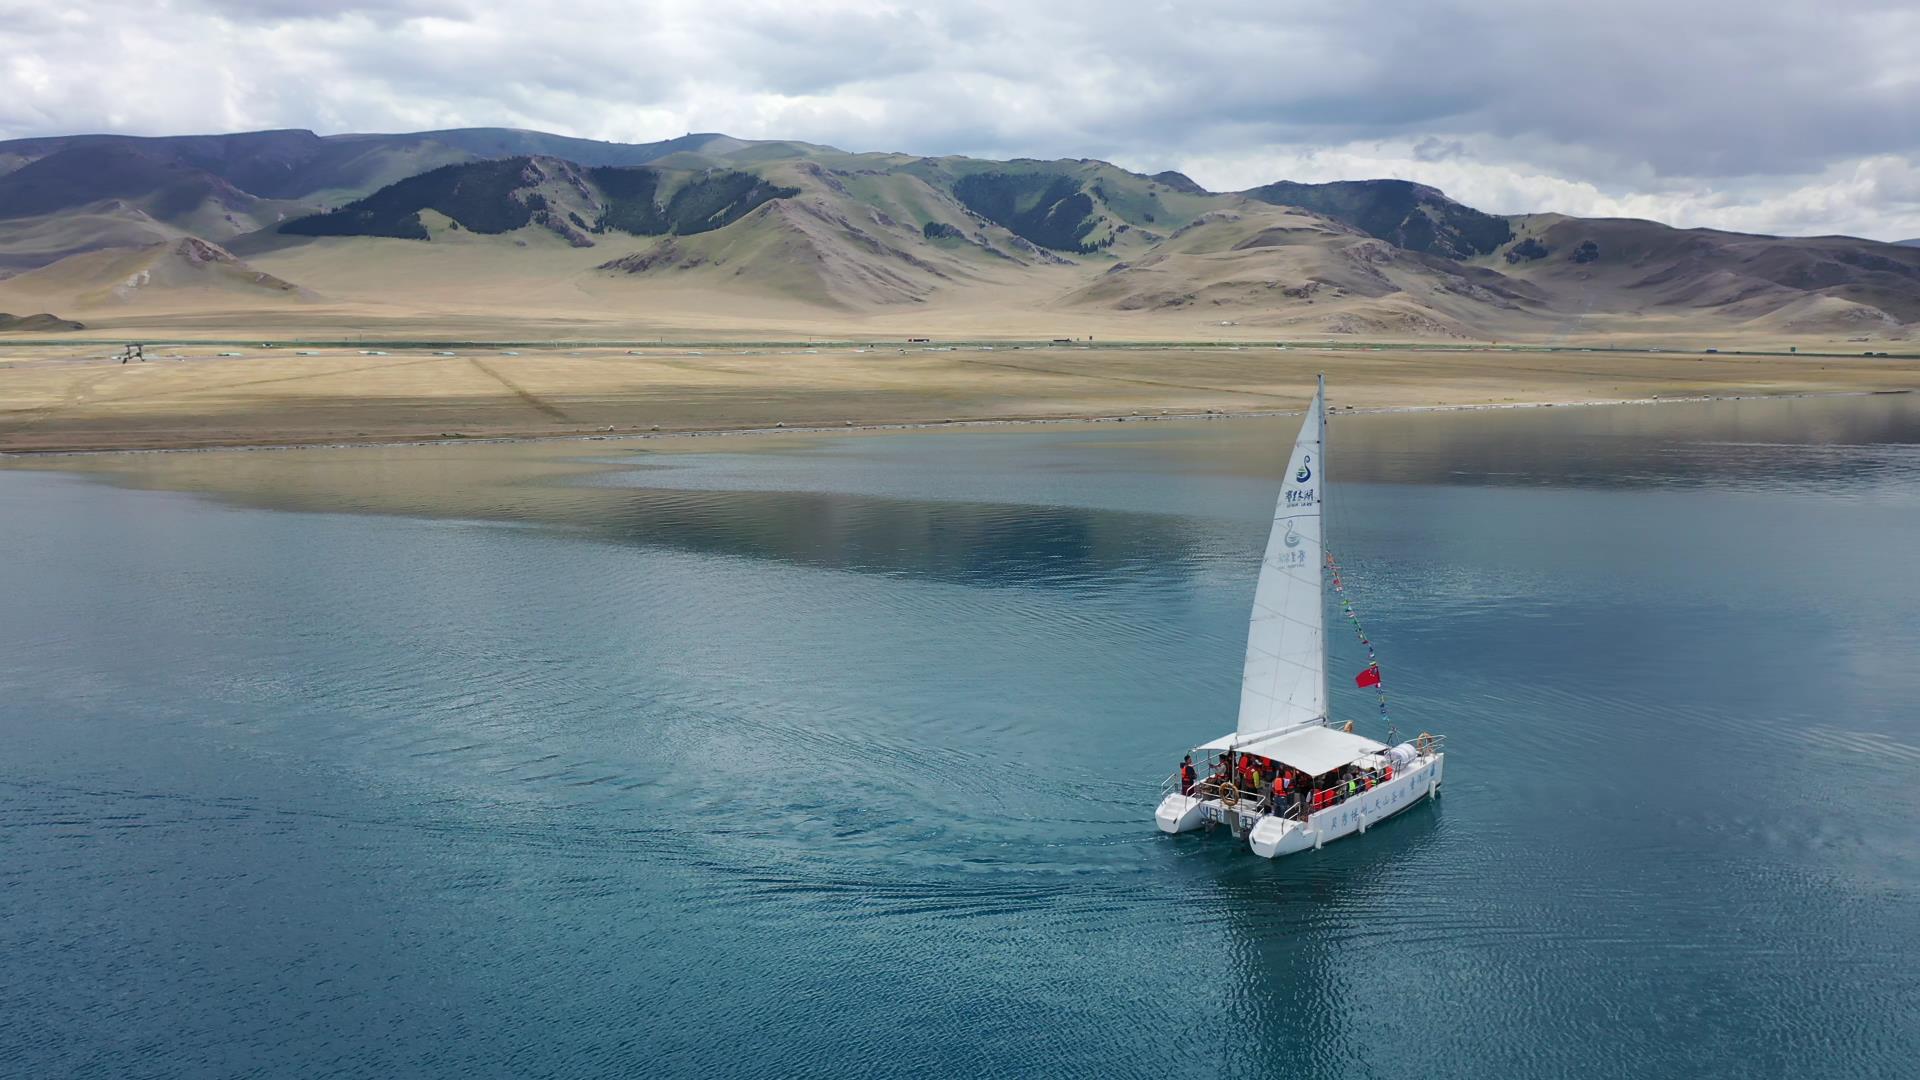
3 395 1917 1078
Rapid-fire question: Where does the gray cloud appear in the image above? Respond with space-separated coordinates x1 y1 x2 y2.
1 0 1916 238
189 0 470 24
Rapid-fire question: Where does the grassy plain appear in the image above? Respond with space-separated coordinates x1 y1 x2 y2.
2 340 1914 453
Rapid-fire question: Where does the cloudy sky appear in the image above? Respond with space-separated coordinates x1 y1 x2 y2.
3 0 1917 239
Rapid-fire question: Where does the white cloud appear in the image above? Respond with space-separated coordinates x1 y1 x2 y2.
1 0 1917 239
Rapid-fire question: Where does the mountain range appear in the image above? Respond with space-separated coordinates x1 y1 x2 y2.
0 127 1915 343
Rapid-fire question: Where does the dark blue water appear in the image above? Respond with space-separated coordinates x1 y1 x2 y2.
3 396 1918 1079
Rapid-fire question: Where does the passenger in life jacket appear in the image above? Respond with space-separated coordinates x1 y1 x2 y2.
1179 755 1197 796
1310 778 1332 810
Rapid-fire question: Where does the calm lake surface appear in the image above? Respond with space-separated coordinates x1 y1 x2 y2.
4 395 1918 1079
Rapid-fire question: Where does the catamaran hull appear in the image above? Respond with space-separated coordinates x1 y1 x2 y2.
1154 754 1443 853
1154 791 1277 834
1247 754 1443 858
1155 793 1211 834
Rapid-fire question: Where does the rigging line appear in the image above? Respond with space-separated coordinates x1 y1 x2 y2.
1319 403 1391 722
1326 546 1391 723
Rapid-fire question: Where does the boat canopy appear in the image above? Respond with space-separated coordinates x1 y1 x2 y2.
1195 725 1387 777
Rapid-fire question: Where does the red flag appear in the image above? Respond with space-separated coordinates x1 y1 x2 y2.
1355 666 1381 688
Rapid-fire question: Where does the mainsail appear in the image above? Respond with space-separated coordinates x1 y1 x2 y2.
1237 376 1327 737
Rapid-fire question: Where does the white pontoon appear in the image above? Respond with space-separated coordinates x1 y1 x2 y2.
1154 376 1445 858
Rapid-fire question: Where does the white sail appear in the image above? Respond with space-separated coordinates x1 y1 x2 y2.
1237 378 1326 737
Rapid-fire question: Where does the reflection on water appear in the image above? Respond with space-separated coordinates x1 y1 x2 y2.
3 393 1918 1078
1332 391 1920 492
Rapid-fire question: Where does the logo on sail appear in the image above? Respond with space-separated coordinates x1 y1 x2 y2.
1295 454 1312 484
1283 520 1301 548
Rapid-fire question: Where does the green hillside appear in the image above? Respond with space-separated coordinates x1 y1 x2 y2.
1243 179 1513 258
278 158 799 241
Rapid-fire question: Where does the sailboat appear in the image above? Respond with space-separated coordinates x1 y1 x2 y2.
1155 375 1445 858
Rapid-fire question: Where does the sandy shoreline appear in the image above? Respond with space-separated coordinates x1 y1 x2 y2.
3 343 1916 455
5 388 1913 461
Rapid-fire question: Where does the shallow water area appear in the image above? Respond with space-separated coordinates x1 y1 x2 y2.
3 394 1918 1078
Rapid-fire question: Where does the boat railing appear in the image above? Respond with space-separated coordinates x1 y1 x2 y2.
1182 776 1310 820
1296 766 1401 816
1158 731 1445 826
1162 772 1272 807
1164 773 1404 821
1159 732 1445 793
1397 731 1446 758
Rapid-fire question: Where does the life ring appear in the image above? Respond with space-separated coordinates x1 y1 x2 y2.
1416 731 1435 756
1219 781 1240 808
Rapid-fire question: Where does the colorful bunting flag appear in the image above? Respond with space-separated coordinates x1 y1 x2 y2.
1327 549 1390 723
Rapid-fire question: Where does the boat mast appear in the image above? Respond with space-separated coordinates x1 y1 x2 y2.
1317 372 1330 726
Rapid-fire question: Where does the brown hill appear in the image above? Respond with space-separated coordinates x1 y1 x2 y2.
1489 215 1920 333
0 237 309 311
597 197 968 307
0 143 316 243
0 311 83 331
1063 204 1551 337
591 159 1064 307
0 200 192 275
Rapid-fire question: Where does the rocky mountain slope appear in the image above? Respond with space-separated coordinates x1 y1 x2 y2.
1 127 1915 342
275 156 799 245
1240 178 1514 260
0 129 807 269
